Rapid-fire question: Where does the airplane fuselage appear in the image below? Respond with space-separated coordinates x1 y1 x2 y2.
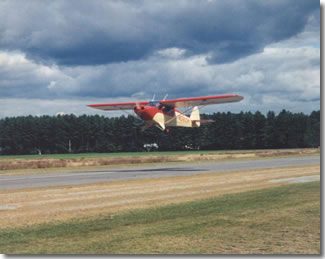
134 104 194 131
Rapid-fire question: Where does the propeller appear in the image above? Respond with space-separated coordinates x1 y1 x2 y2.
132 100 144 127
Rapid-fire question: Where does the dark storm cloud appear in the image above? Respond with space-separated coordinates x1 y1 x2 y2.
0 0 319 66
0 0 320 117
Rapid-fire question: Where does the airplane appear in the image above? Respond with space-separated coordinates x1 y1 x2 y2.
88 94 244 132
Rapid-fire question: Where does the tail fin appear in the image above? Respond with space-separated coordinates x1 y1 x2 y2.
190 106 200 127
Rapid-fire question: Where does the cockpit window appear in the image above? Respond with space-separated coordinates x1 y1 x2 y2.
160 105 174 115
148 101 174 115
148 101 160 107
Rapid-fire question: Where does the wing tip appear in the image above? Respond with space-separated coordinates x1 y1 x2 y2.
237 95 244 100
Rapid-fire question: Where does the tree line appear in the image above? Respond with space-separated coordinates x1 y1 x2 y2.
0 110 320 155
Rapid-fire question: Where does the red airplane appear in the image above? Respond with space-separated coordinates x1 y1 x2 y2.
88 94 243 131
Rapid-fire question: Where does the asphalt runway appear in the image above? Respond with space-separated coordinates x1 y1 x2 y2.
0 156 320 190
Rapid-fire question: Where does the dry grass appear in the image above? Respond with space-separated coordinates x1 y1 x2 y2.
0 148 319 172
0 164 319 229
0 181 320 254
0 156 174 171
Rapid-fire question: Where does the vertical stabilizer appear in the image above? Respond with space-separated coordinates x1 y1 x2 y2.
190 106 200 127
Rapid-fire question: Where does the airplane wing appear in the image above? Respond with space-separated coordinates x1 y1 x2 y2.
160 94 244 108
88 101 149 111
88 94 243 111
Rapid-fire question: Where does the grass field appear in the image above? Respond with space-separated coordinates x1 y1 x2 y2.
1 164 319 228
0 148 319 173
0 151 198 160
0 181 320 254
0 148 319 160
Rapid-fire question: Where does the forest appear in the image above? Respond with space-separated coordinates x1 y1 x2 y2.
0 110 320 155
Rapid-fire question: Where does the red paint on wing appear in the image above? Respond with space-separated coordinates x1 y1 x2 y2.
160 94 244 108
161 94 235 103
88 101 149 108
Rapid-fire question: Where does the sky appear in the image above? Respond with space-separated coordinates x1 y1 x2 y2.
0 0 320 118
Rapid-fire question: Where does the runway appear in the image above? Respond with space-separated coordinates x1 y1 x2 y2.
0 155 320 190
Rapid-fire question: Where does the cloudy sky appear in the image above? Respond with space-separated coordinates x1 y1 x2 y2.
0 0 320 118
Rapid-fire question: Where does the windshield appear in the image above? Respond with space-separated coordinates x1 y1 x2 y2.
148 101 160 107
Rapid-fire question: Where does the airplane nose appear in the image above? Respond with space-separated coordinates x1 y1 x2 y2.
134 106 145 118
134 106 145 112
134 105 156 121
